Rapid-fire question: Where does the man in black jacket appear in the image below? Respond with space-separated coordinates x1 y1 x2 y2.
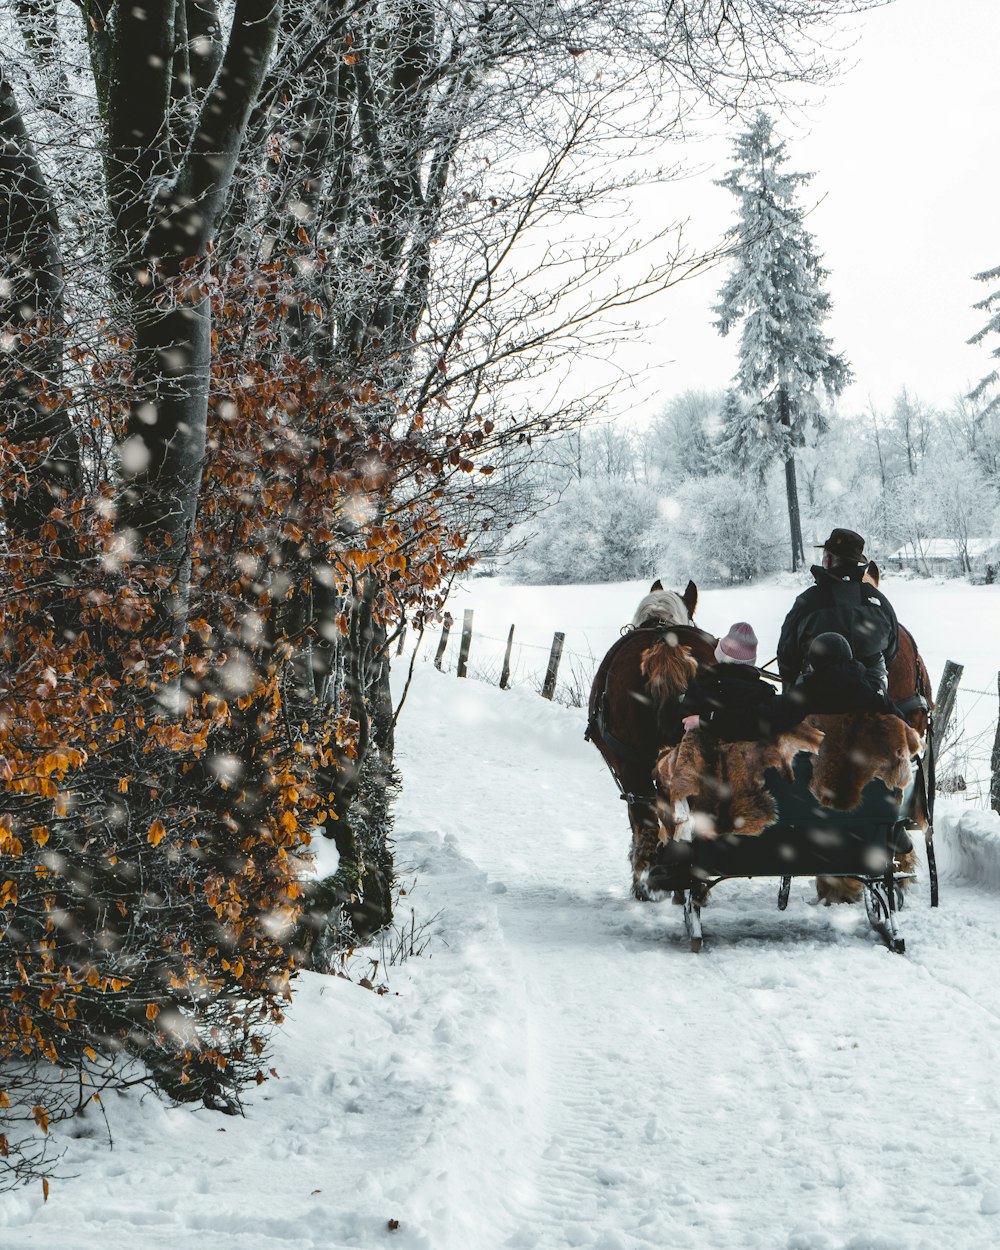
776 528 899 694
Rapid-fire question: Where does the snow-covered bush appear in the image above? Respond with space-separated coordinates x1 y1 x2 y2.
645 390 724 483
514 478 660 584
655 473 784 584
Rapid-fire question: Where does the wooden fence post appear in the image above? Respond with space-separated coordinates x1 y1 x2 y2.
434 613 452 671
457 610 474 678
541 631 565 700
991 671 1000 815
933 660 963 747
500 625 515 690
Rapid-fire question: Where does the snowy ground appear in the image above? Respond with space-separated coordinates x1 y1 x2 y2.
3 578 1000 1250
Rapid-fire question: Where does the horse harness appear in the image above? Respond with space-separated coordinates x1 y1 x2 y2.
586 622 703 809
893 624 931 723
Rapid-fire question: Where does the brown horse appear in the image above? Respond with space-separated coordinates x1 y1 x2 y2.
816 562 933 904
866 561 933 745
587 580 717 900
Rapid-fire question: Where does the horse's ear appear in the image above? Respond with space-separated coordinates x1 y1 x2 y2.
864 560 880 587
682 579 698 618
649 579 663 592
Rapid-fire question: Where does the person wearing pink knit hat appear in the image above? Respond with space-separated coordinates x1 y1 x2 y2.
680 621 771 733
714 621 758 665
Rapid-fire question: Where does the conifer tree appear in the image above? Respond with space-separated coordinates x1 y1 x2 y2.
968 265 1000 414
714 111 851 570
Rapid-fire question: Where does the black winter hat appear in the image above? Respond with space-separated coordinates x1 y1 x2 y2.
806 632 853 670
815 528 866 564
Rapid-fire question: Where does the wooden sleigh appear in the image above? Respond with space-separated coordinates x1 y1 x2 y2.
677 753 915 954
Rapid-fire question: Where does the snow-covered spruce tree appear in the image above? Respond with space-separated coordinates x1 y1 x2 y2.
969 265 1000 417
713 388 771 482
714 111 851 570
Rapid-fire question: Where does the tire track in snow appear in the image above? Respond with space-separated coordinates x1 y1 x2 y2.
486 880 711 1249
488 880 853 1249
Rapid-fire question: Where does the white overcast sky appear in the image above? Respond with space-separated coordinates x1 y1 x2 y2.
604 0 1000 424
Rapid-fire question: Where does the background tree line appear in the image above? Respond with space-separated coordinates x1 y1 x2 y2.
512 385 1000 586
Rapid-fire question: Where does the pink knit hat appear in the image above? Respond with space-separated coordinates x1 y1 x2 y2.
715 622 758 664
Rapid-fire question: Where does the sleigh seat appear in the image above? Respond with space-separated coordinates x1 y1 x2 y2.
681 752 911 954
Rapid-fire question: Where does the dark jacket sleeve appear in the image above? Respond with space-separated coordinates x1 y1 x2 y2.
705 689 809 742
776 597 807 688
678 675 709 717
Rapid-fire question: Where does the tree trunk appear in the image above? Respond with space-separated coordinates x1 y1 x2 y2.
779 386 805 571
120 288 211 612
98 0 281 589
784 455 805 572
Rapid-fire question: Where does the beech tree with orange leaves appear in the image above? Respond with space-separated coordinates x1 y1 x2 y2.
1 0 881 1189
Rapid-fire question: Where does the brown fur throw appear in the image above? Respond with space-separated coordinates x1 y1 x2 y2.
640 638 698 707
817 848 918 905
805 713 921 811
656 724 823 839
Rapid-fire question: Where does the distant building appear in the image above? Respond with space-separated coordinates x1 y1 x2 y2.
887 537 1000 579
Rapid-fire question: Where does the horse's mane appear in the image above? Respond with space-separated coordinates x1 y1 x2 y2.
640 639 698 708
631 589 690 629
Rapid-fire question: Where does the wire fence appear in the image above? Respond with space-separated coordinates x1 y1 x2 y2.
411 617 600 707
937 680 1000 808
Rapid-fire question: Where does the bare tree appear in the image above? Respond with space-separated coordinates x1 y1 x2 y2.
889 387 934 479
1 0 892 1182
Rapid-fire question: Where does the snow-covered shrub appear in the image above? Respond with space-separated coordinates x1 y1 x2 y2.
655 473 784 584
645 390 724 483
514 478 660 584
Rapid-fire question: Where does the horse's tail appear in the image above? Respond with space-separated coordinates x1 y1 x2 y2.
640 638 698 710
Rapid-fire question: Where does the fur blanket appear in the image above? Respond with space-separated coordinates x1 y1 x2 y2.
805 713 922 811
810 711 922 906
656 724 823 838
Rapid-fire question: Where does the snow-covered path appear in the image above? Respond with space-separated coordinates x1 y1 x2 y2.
4 583 1000 1249
397 671 1000 1250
